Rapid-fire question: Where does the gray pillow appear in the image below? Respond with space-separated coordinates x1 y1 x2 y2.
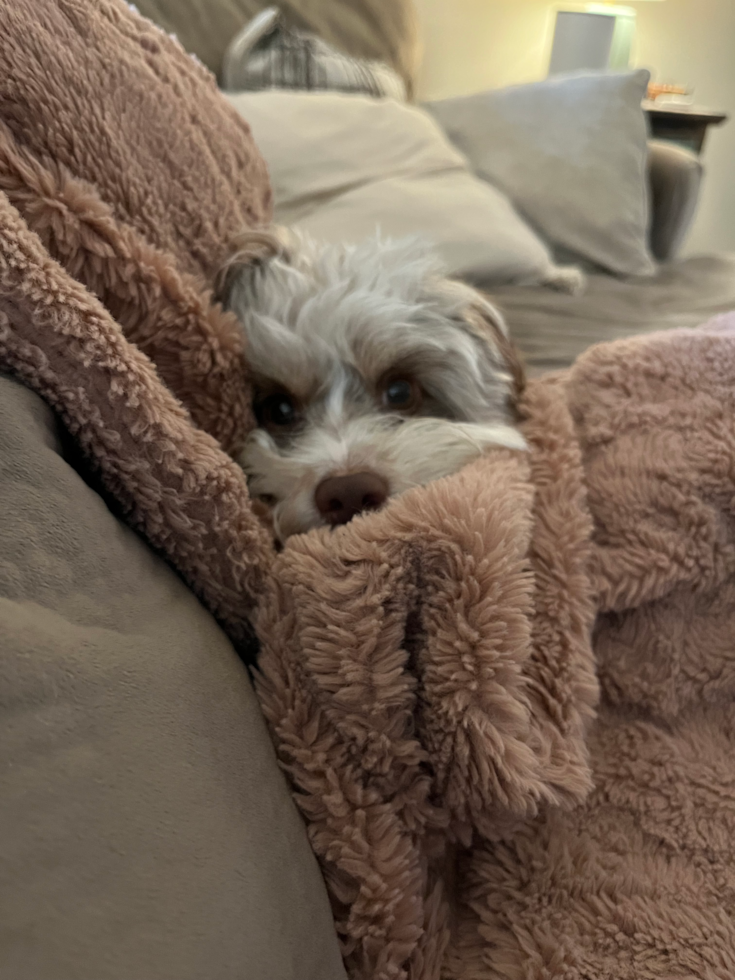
426 69 655 277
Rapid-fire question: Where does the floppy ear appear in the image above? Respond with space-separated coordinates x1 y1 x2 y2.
461 290 527 412
214 225 293 305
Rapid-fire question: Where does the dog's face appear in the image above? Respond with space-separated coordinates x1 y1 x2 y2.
221 230 526 541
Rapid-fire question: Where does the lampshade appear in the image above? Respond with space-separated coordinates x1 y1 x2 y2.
548 1 663 76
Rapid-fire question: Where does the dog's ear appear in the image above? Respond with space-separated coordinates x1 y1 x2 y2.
214 225 293 305
421 276 526 415
461 292 526 407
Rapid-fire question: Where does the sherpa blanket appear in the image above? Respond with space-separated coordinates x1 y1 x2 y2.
0 0 272 456
3 186 735 976
3 3 735 978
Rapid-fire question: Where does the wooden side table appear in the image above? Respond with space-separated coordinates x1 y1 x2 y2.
643 101 728 155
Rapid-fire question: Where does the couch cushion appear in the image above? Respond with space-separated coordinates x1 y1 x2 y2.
227 89 582 290
0 374 346 980
495 253 735 375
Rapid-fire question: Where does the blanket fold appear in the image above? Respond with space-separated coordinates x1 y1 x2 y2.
253 375 598 978
0 121 251 453
0 189 272 647
0 0 274 455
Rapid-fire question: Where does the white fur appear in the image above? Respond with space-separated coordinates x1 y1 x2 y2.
225 230 526 540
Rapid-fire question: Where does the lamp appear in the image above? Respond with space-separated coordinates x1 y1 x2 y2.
548 1 664 76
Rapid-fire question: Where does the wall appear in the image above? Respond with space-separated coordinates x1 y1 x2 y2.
414 0 735 254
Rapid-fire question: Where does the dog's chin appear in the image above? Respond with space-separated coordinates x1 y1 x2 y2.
241 415 526 542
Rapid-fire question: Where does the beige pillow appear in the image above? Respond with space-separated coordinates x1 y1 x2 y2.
228 90 583 291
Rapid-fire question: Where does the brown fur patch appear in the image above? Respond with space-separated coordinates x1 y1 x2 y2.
465 298 527 410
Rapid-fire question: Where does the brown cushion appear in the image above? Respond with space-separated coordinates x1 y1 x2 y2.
0 374 346 980
134 0 421 95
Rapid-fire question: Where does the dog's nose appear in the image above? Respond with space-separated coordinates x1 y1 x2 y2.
314 472 389 526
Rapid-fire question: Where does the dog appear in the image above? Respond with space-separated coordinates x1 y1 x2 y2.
218 228 527 542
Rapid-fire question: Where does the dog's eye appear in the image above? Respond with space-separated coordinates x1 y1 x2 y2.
256 393 299 429
382 378 420 412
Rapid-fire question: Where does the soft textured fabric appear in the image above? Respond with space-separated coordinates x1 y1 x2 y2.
0 0 274 455
0 0 271 281
0 191 271 652
258 317 735 979
255 379 599 979
427 69 655 277
0 373 347 980
2 161 735 975
134 0 421 96
222 8 407 100
449 315 735 978
227 90 583 290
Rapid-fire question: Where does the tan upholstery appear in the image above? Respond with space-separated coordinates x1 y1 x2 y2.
0 374 346 980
